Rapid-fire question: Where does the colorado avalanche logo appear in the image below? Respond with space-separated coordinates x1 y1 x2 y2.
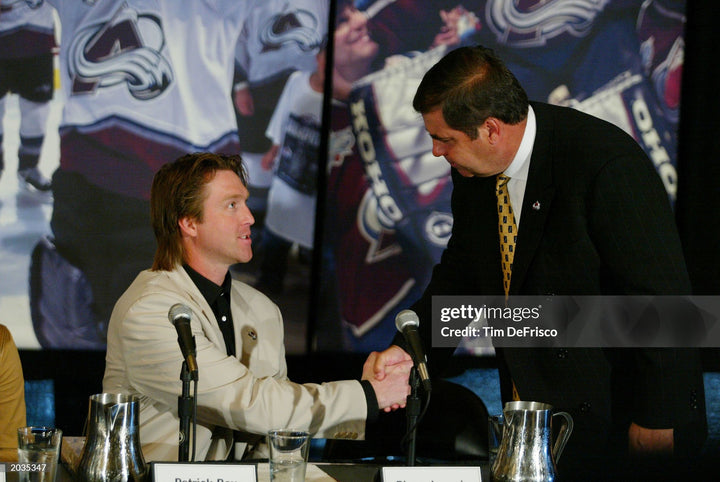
329 126 355 168
358 190 403 263
259 9 324 52
425 212 453 247
68 7 173 99
486 0 609 47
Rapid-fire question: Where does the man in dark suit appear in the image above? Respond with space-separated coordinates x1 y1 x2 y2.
368 45 706 478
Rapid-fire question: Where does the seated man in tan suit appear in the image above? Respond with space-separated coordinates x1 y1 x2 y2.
0 324 27 462
103 152 412 461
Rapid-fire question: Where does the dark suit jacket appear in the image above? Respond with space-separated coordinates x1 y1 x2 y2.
407 102 706 469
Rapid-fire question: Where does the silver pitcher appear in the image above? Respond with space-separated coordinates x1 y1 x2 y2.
491 401 573 482
77 393 148 481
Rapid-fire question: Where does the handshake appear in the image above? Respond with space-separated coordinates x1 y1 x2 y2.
361 310 430 412
362 345 415 412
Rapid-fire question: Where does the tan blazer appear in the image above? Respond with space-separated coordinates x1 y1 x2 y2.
103 267 366 461
0 324 26 462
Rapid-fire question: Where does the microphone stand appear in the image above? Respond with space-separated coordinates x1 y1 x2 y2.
405 368 421 466
178 361 194 462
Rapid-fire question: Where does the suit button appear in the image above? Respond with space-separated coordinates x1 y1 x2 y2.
579 402 591 414
690 389 699 409
557 349 568 359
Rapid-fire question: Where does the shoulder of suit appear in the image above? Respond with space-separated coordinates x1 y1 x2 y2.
231 278 277 307
532 101 631 136
0 324 11 351
113 268 194 310
109 269 181 312
128 268 175 290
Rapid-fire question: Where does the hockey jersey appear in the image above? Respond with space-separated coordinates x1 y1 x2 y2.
48 0 260 199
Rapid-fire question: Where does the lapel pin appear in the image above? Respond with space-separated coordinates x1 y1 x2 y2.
532 201 541 211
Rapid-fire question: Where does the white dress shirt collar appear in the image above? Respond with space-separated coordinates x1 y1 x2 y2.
504 104 536 181
502 105 536 226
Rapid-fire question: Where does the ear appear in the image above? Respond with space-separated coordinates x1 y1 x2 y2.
484 118 501 145
178 216 197 238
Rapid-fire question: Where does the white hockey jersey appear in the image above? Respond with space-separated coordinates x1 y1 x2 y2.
0 0 56 59
234 0 328 86
48 0 260 199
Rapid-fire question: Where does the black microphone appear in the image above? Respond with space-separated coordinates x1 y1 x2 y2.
395 309 431 392
169 304 198 380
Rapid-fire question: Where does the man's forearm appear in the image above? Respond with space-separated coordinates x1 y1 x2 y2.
628 422 673 455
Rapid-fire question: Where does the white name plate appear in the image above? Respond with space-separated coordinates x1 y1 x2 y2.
382 466 483 482
152 462 256 482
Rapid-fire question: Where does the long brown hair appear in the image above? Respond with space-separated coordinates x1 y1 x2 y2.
150 152 247 271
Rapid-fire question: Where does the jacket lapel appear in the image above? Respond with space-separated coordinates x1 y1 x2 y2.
510 104 556 294
167 267 227 350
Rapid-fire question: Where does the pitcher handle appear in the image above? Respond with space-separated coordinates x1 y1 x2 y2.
551 411 574 462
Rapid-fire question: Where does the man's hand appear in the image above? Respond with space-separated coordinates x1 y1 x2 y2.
233 86 254 116
362 355 413 412
367 345 412 380
261 145 279 171
431 6 480 48
628 422 673 455
363 346 413 411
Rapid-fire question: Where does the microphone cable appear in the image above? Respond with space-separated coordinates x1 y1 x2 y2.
399 373 432 454
192 379 198 462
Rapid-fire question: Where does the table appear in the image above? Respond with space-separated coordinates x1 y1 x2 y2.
258 462 382 481
4 461 489 481
2 465 73 482
258 461 489 481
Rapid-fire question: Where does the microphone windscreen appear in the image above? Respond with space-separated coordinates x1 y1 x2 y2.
168 303 193 325
395 309 419 331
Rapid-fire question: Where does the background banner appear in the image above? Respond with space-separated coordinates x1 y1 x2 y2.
0 0 688 352
316 0 687 352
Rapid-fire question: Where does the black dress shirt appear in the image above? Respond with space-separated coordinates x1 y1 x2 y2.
184 265 236 357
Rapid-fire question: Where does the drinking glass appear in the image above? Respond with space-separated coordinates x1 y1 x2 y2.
16 427 62 482
267 429 310 482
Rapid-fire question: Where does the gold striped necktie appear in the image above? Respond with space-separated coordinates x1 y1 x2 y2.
496 174 517 298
